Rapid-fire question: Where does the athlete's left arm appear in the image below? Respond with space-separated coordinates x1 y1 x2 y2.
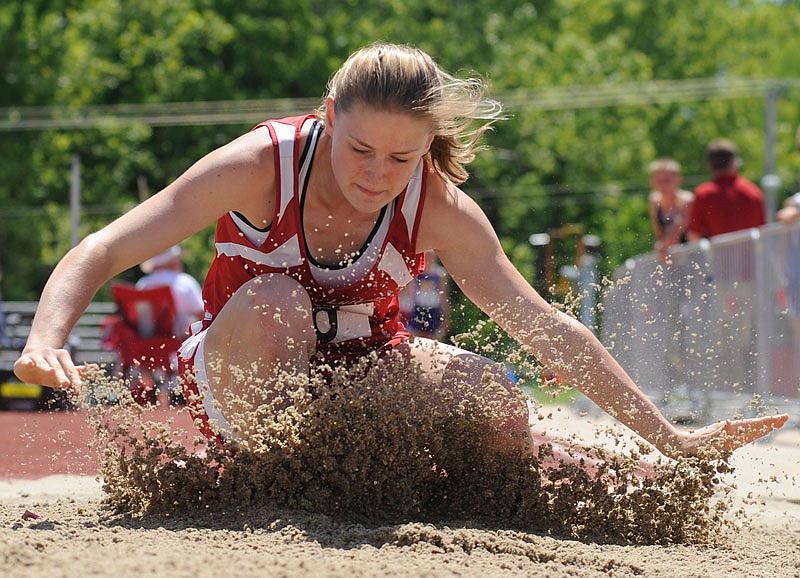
418 182 787 459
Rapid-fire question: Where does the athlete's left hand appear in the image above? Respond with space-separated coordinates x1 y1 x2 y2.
668 414 788 458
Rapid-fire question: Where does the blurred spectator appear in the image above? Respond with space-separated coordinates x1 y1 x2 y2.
687 139 766 387
137 245 204 337
399 251 450 340
687 139 766 241
647 157 694 261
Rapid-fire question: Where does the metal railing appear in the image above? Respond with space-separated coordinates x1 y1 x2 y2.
601 222 800 422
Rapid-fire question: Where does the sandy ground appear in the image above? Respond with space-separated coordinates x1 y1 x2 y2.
1 403 799 578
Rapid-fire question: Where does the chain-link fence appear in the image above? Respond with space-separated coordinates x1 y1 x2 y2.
601 222 800 423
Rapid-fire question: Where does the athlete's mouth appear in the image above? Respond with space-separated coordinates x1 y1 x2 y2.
356 184 384 197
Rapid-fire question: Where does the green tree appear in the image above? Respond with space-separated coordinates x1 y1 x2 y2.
2 0 800 311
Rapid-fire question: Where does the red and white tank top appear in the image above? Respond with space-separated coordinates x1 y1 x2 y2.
199 115 427 358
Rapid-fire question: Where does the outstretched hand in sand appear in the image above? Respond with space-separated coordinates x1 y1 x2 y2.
670 414 789 459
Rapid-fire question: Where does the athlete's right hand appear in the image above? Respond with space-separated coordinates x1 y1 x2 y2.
14 347 84 390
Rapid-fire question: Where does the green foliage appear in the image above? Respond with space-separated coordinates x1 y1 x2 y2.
1 0 800 307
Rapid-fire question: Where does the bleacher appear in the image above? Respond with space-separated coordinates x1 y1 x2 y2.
0 300 119 372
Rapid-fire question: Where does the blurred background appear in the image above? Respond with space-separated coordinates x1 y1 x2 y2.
2 0 800 414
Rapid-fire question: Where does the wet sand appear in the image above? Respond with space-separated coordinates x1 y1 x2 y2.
1 400 798 578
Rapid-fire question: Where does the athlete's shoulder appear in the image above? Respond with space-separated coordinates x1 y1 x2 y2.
416 169 489 253
219 117 318 169
251 115 318 140
420 164 460 203
199 119 310 223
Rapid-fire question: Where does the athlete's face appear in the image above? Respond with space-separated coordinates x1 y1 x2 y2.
325 99 434 214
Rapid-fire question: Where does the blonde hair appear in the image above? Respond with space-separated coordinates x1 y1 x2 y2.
648 157 682 174
317 43 502 185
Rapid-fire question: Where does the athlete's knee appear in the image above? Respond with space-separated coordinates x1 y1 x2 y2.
225 274 314 351
239 273 310 303
235 274 312 321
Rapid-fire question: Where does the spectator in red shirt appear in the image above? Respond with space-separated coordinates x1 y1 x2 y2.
687 139 766 241
687 138 766 388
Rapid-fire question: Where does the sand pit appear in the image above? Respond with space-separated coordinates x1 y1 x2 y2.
0 487 796 578
1 391 798 578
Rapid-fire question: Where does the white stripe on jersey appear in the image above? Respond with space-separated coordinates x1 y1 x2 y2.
216 236 303 268
401 162 424 241
379 242 414 288
229 211 269 246
271 121 298 222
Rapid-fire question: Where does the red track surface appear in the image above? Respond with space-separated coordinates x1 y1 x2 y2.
0 406 195 481
1 407 653 482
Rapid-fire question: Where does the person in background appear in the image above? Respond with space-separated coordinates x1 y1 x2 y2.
399 250 450 340
687 139 766 241
646 158 694 388
687 139 767 387
647 158 693 262
136 245 204 337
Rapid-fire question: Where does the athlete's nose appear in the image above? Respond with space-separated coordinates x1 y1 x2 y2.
363 156 389 185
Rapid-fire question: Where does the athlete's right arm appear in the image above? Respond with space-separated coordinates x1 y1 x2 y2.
14 127 277 390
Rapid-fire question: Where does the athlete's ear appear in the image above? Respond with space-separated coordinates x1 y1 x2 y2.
324 97 335 136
